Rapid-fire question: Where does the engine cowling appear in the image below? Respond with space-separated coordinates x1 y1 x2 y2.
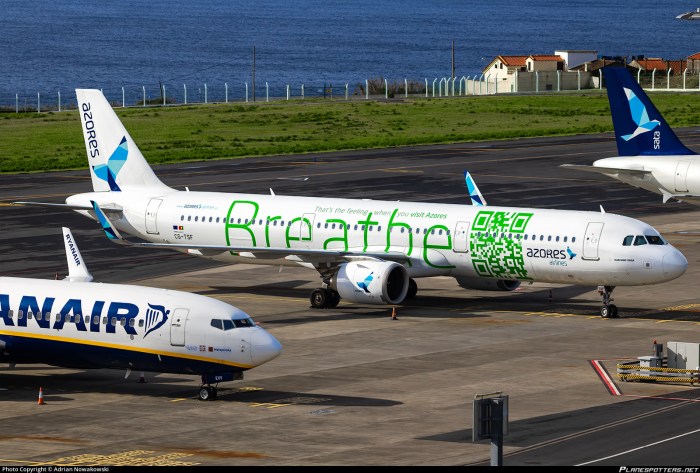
454 276 521 292
331 261 409 305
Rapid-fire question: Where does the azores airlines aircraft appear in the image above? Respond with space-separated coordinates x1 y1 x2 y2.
562 67 700 205
19 89 689 319
0 228 282 401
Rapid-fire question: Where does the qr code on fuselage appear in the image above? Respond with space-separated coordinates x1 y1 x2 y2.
469 210 532 280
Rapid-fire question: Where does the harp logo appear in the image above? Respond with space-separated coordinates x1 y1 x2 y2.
143 303 170 338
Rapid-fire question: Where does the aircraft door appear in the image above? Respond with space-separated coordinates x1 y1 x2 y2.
170 308 190 346
582 222 604 261
300 213 315 242
675 161 691 192
453 221 470 253
145 198 163 235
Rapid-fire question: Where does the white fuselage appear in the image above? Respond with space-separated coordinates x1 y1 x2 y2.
593 155 700 204
67 190 688 287
0 277 281 373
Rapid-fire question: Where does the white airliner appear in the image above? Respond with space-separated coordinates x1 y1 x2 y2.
17 89 689 318
562 67 700 205
0 227 282 401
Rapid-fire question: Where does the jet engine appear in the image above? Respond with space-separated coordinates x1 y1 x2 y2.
454 276 521 292
331 260 409 305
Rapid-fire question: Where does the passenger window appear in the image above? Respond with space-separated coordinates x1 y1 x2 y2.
120 318 126 326
634 235 647 246
111 317 117 326
210 319 223 330
56 313 62 322
18 310 24 320
180 215 184 221
622 235 634 246
138 320 144 327
102 317 108 325
187 216 191 221
564 236 568 242
223 320 235 331
194 216 198 222
129 319 135 327
547 236 551 242
555 236 560 242
539 235 544 241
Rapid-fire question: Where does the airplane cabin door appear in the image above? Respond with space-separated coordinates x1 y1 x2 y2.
453 221 470 253
675 161 691 193
300 213 315 242
145 198 163 235
582 222 604 261
170 308 189 346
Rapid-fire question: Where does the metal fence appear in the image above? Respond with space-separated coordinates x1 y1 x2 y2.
2 71 698 113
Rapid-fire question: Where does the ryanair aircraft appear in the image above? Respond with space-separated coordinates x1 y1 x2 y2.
18 89 689 318
0 228 282 401
562 67 700 205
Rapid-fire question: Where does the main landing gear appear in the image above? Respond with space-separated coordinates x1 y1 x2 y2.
310 287 341 309
598 285 618 318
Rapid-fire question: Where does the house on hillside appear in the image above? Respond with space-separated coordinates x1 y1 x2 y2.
687 52 700 73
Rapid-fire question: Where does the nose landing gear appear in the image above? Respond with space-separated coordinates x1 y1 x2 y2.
598 285 618 318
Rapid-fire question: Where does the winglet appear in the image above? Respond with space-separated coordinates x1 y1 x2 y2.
61 227 94 282
464 171 487 206
91 200 125 242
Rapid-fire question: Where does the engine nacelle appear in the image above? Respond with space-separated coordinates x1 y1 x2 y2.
455 276 521 292
331 261 409 305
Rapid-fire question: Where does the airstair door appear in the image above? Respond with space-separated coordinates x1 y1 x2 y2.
582 222 604 261
145 198 163 235
453 221 470 253
170 308 190 346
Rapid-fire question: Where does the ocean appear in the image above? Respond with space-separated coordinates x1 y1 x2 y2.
1 0 698 107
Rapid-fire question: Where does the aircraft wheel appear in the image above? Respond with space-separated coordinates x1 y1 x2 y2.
327 290 341 308
406 279 418 299
600 306 610 318
609 304 619 318
310 288 328 309
199 386 211 401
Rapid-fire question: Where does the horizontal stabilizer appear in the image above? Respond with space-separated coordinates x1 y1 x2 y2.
560 164 651 177
12 201 94 210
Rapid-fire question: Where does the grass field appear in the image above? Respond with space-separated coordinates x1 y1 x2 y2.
1 91 699 173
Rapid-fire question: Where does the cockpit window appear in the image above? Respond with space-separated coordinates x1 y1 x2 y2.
633 235 648 246
234 318 255 328
645 235 666 245
211 317 256 330
622 235 634 246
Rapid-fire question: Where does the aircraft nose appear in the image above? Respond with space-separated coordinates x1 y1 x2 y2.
662 248 688 281
250 327 283 366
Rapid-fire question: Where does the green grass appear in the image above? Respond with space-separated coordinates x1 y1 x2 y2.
1 91 699 173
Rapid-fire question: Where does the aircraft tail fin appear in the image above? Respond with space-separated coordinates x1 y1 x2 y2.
464 171 487 206
61 228 94 282
603 67 696 157
76 89 174 193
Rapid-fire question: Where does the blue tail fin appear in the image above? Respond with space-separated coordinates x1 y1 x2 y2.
464 171 487 206
603 67 696 157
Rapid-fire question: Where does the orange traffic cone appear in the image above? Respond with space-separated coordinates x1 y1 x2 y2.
37 387 45 405
390 306 398 320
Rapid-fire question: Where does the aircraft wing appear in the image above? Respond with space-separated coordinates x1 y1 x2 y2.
90 201 411 264
559 164 651 177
